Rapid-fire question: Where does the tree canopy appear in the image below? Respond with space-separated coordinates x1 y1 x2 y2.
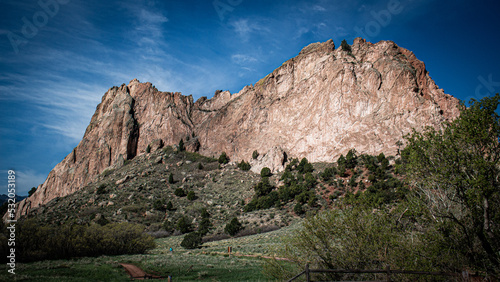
401 94 500 274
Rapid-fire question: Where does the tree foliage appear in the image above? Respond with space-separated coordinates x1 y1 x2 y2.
252 150 259 159
401 94 500 274
266 206 464 281
181 232 202 249
28 187 37 197
2 220 155 263
341 39 352 53
260 167 272 177
218 152 229 164
176 216 192 234
225 217 243 236
238 160 251 171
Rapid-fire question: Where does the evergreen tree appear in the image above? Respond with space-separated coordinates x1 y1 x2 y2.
341 39 352 53
224 217 243 236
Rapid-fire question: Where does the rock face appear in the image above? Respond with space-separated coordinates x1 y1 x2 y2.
16 38 460 217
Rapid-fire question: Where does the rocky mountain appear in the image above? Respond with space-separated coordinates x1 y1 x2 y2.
16 38 460 218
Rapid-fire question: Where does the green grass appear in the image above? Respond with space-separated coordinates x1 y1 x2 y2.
0 222 301 281
0 258 128 281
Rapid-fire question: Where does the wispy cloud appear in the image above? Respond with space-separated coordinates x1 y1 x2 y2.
229 19 270 42
312 5 327 12
231 54 258 65
0 169 47 196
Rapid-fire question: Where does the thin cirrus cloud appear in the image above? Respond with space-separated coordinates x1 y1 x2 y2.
0 170 47 195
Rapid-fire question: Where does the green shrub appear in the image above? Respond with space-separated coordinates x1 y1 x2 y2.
260 167 272 177
197 162 204 170
153 199 165 211
198 217 211 236
225 217 243 236
297 158 313 174
146 144 151 153
174 188 186 197
254 177 273 197
377 152 386 163
187 191 196 201
96 184 107 195
293 203 304 215
320 167 337 181
218 152 229 164
304 172 317 189
28 187 37 197
177 216 192 234
12 220 155 262
168 173 175 184
266 207 445 281
341 39 352 53
165 201 173 211
345 149 357 169
181 232 202 249
252 150 259 159
238 160 251 171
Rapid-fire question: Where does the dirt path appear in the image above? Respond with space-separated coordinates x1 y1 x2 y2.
120 263 163 280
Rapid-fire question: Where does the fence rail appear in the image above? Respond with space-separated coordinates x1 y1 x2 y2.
287 264 463 282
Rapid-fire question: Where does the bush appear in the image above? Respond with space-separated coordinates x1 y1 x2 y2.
254 177 273 197
238 160 251 171
168 173 175 184
11 220 155 263
266 207 445 281
174 188 186 197
177 216 192 234
96 184 107 195
341 39 352 53
252 150 259 159
181 232 202 249
187 191 196 201
345 149 357 169
197 162 204 170
293 203 304 215
165 201 173 211
304 172 317 189
198 217 211 236
153 199 165 211
225 217 243 236
28 187 37 197
260 167 272 177
218 152 229 164
320 167 337 181
297 158 313 174
146 144 151 153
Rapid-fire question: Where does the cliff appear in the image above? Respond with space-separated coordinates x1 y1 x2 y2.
16 38 460 217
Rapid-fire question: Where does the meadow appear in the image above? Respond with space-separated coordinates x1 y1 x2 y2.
0 221 301 281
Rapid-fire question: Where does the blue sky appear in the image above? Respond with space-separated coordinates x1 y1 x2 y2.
1 0 499 195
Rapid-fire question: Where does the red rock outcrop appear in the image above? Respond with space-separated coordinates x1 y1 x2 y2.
16 38 460 217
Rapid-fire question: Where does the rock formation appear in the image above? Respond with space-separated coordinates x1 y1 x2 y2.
16 38 460 217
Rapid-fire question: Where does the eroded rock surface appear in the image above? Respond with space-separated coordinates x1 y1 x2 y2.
16 38 460 217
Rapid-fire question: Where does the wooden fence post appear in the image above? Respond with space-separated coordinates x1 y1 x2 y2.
305 264 310 282
386 265 391 282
